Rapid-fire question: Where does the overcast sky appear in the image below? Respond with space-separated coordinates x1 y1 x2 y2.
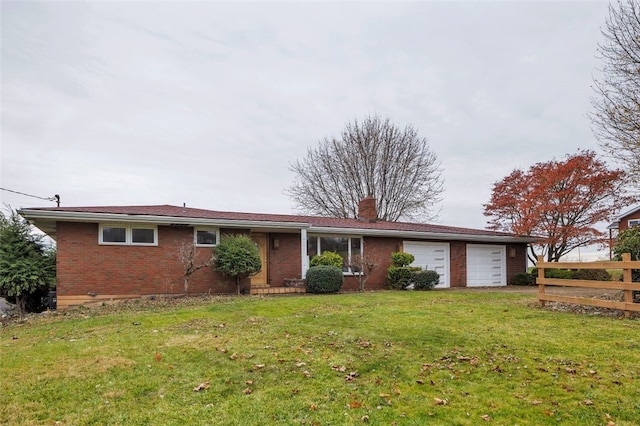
1 0 614 231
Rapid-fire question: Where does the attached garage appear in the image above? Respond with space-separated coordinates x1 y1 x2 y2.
466 244 506 287
403 241 450 288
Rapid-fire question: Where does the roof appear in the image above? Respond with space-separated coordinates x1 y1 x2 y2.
19 204 537 243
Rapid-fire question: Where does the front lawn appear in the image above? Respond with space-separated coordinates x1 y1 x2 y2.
1 291 638 425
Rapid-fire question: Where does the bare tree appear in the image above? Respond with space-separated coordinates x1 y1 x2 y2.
591 0 640 185
178 241 213 293
346 253 378 292
287 115 443 222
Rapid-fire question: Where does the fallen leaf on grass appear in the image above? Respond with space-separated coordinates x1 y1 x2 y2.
433 398 448 405
531 400 542 406
416 380 425 385
362 415 370 422
583 399 594 406
481 414 491 421
295 362 306 367
154 352 162 362
253 364 265 369
245 380 254 385
229 352 238 360
302 370 312 378
349 400 362 408
193 381 210 392
243 387 253 395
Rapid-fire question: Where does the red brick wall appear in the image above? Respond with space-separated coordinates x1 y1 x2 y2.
56 221 531 299
56 222 236 299
268 233 302 285
449 241 467 287
506 244 528 284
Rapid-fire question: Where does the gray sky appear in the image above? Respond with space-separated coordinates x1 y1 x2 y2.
1 0 612 231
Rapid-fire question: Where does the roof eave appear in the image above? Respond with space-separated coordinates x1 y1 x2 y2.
17 209 311 231
308 225 537 243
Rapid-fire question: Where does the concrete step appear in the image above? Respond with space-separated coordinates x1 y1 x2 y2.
249 286 306 295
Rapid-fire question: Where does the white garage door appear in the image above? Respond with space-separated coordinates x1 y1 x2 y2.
466 244 506 287
403 241 450 288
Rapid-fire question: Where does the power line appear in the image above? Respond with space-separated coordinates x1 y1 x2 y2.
0 188 60 206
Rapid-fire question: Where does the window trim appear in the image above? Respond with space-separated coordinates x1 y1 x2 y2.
308 234 363 275
99 224 158 246
629 219 640 228
194 227 220 247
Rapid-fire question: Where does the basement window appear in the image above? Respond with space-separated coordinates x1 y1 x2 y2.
99 225 157 246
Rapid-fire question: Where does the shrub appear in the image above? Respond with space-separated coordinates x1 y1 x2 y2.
390 252 415 267
214 234 262 295
544 268 575 279
511 272 535 286
305 265 344 294
387 266 421 290
310 251 344 268
412 270 440 290
573 269 611 281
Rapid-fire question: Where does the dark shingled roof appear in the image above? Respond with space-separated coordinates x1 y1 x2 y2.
24 204 525 238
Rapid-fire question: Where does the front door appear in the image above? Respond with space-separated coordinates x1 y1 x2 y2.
250 233 268 286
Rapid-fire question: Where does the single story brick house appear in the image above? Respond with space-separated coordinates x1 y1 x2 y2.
608 205 640 233
19 198 535 309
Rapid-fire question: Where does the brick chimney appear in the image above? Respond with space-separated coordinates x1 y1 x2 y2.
358 196 378 222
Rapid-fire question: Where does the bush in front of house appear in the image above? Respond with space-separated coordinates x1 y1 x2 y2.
544 268 575 280
305 265 344 294
390 252 415 267
510 272 535 286
387 252 420 290
310 251 344 268
573 269 611 281
412 270 440 290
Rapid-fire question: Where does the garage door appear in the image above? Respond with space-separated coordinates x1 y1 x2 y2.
466 244 506 287
403 242 450 288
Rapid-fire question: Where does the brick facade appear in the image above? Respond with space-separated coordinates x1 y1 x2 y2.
53 220 530 307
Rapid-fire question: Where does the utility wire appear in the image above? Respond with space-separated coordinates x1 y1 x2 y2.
0 188 60 206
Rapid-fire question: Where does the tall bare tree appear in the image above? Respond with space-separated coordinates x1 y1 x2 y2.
287 115 443 222
591 0 640 185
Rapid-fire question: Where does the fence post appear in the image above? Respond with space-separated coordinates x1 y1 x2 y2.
537 255 546 307
622 253 632 318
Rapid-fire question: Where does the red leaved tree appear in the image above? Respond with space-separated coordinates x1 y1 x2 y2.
484 150 637 264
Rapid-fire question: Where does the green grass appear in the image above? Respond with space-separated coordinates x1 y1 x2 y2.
1 291 639 425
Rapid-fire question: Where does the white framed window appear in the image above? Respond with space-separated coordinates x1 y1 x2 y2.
194 227 219 247
307 234 363 274
99 224 157 246
629 219 640 228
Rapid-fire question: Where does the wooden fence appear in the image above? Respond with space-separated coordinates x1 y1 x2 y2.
537 253 640 317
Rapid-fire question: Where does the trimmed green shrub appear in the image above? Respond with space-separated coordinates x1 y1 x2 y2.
214 234 262 295
511 272 535 286
387 266 421 290
545 268 575 279
390 252 415 267
412 270 440 290
573 269 611 281
305 265 344 294
310 251 344 268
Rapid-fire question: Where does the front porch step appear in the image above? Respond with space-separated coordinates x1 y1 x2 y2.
250 286 306 295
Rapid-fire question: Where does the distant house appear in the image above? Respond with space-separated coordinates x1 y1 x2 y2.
607 205 640 256
19 198 535 309
608 205 640 233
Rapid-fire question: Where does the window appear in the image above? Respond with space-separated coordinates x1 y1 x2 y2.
629 219 640 228
307 235 362 274
99 224 157 246
195 227 219 246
